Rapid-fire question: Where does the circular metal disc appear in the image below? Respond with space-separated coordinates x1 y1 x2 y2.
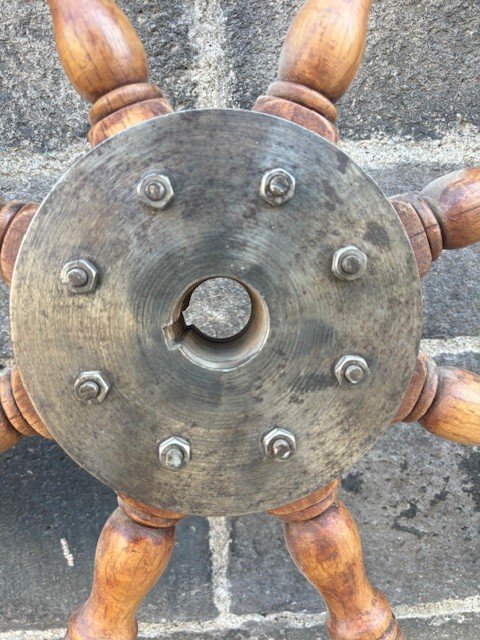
11 109 422 516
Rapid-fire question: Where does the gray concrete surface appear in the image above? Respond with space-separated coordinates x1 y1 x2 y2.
0 0 479 638
1 0 479 149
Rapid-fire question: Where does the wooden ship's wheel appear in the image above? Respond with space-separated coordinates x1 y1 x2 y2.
1 1 479 638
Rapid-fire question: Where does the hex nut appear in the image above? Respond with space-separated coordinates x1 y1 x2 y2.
74 371 111 404
332 246 368 281
137 174 174 210
159 436 191 471
260 168 296 206
61 259 99 294
335 355 370 387
262 427 296 461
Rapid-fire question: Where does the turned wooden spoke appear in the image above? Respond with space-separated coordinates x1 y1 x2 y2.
0 199 39 285
254 0 372 142
391 167 480 277
0 366 52 453
65 496 184 640
394 354 480 446
270 481 403 640
48 0 173 146
0 400 23 453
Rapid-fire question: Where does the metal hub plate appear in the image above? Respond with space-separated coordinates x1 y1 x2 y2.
11 109 422 516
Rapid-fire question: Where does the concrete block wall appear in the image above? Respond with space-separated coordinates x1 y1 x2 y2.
0 0 479 638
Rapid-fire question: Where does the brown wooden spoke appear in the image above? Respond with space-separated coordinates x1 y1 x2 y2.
391 167 480 277
0 199 39 285
0 365 52 453
253 0 372 142
269 481 403 640
65 495 185 640
0 397 23 454
48 0 173 146
394 354 480 446
0 197 50 412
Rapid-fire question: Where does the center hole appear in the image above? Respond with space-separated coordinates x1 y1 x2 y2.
183 277 253 341
163 276 269 371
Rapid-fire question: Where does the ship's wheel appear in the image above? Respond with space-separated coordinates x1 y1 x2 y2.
1 1 479 639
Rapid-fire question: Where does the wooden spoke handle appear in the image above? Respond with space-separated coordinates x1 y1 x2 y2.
0 203 52 448
0 199 39 285
0 366 52 453
48 0 173 146
270 481 403 639
391 167 480 277
394 354 480 446
254 0 372 142
66 496 184 640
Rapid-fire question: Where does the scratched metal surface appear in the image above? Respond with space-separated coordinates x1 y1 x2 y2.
11 110 422 516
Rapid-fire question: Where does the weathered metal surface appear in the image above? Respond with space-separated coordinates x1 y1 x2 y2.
11 109 422 516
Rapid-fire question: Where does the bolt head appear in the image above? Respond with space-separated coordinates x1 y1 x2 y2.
137 174 174 210
332 246 368 281
74 371 110 404
159 436 191 471
262 427 296 461
61 259 99 294
335 356 370 387
260 168 296 206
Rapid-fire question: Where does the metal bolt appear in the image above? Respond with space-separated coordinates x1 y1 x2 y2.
66 267 89 288
165 448 184 469
268 174 291 197
61 259 99 294
345 364 365 384
159 436 191 471
263 427 296 461
271 438 294 460
332 246 368 281
334 355 370 387
145 181 166 202
260 168 296 206
137 174 174 210
76 380 101 402
74 371 110 404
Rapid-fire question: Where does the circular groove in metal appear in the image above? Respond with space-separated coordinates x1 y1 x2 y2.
11 109 422 516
